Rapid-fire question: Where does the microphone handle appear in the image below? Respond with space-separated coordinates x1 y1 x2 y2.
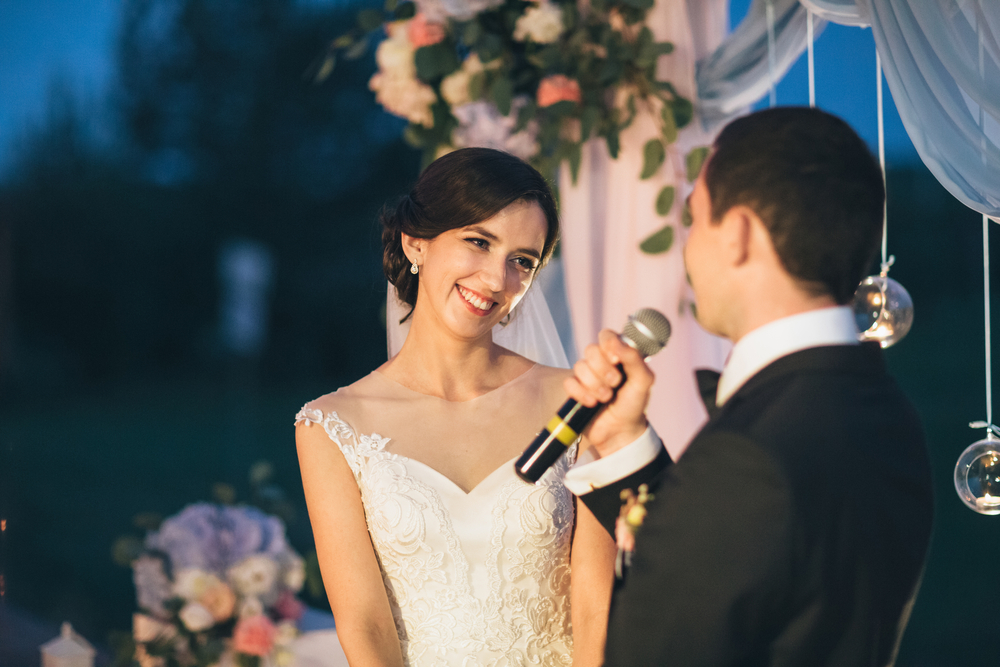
514 365 624 484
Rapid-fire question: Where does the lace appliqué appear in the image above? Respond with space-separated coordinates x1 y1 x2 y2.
295 406 575 666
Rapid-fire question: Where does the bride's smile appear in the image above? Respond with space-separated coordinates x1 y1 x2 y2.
405 199 547 340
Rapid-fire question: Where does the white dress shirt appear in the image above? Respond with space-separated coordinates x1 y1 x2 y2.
563 306 860 495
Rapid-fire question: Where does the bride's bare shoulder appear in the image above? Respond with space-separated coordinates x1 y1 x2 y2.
298 372 388 421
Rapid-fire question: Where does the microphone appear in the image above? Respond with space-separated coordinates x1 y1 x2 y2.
514 308 672 484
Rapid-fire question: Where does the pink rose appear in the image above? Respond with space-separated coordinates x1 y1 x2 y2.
408 14 446 48
537 75 581 107
232 615 276 657
273 590 305 621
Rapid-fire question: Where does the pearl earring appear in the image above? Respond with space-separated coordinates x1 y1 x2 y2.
410 263 419 275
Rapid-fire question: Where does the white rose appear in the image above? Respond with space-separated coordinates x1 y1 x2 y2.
513 4 564 44
133 613 174 643
228 555 278 597
441 69 472 106
178 602 215 632
369 73 438 127
375 32 416 79
173 569 223 600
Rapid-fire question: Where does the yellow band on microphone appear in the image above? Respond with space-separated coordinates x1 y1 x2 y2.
545 416 579 446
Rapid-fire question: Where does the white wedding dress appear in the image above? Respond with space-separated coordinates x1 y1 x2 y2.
295 365 576 666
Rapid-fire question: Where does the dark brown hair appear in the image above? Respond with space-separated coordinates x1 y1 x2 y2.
382 148 559 315
704 107 885 304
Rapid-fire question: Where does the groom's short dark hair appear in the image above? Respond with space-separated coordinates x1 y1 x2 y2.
703 107 885 304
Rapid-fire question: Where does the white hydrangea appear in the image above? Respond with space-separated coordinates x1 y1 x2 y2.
133 556 172 618
451 99 539 161
513 3 564 44
282 553 306 592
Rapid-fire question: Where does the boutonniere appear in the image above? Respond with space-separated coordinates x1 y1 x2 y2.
614 484 653 579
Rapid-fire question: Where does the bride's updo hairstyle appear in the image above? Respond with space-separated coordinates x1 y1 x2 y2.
382 147 559 315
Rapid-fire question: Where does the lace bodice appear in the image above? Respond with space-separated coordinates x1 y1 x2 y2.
295 406 576 666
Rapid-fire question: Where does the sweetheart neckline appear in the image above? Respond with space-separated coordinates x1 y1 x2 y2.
387 451 524 496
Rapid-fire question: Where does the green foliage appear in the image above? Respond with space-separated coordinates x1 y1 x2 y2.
655 186 675 216
639 225 674 254
641 139 666 179
321 0 691 212
686 146 710 182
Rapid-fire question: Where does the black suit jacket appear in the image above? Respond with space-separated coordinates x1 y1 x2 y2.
581 343 934 666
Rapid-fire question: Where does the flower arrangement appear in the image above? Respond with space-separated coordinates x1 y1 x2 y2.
121 503 308 667
614 483 653 578
322 0 693 199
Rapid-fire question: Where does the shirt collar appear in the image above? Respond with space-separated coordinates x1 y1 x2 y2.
716 306 860 406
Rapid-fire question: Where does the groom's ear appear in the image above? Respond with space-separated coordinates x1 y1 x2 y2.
400 233 427 266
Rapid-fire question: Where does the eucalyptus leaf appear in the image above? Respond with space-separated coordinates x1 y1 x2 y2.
384 0 399 11
681 203 693 227
580 106 600 141
491 76 513 115
686 146 710 182
478 33 503 63
606 128 620 159
314 54 336 82
660 104 677 144
357 9 383 33
568 142 583 184
653 41 675 56
640 225 674 254
344 37 369 61
672 97 694 129
655 186 675 216
333 34 353 49
640 138 665 180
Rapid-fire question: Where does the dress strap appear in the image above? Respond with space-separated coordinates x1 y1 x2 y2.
294 405 391 478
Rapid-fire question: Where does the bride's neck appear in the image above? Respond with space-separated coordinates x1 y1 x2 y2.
382 318 521 402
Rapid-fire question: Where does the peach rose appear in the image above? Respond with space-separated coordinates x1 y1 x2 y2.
199 580 236 622
537 75 581 107
408 14 446 48
233 614 276 657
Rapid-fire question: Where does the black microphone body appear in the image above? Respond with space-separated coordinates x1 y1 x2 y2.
514 308 671 484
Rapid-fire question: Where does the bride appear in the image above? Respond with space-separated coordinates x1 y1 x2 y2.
295 148 615 666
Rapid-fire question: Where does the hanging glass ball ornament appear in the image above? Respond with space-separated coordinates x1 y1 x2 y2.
852 258 913 348
955 426 1000 515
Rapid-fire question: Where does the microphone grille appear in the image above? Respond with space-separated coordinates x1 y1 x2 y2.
622 308 672 358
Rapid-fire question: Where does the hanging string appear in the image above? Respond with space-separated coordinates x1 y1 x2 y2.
876 51 891 272
765 0 777 108
978 12 993 428
807 9 815 107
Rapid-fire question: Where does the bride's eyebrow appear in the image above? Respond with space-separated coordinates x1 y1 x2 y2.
465 225 541 259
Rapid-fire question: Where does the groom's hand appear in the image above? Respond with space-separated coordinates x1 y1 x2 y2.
564 329 654 459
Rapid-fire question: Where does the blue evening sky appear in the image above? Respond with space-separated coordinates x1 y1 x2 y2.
0 0 918 180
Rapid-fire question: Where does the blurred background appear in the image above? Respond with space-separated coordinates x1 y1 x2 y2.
0 0 997 665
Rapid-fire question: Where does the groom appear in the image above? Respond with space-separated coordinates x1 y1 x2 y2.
563 107 934 666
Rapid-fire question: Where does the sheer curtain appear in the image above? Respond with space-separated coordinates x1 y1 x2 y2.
800 0 1000 217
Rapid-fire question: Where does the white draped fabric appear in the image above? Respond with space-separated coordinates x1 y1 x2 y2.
559 0 733 460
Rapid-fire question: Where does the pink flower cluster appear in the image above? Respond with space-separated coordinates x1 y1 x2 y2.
537 75 581 107
408 14 446 48
233 615 277 657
